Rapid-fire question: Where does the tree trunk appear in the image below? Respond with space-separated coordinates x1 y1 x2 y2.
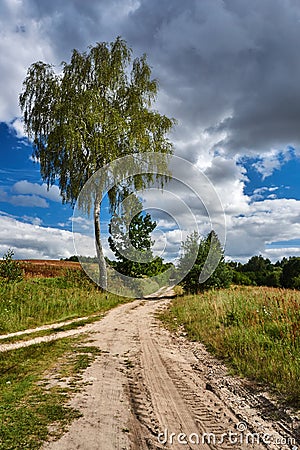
94 198 107 290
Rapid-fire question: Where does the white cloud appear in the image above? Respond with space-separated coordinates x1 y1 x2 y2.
253 186 278 195
1 0 300 264
264 247 300 261
0 0 140 125
252 148 293 180
9 118 26 139
0 188 49 208
1 193 300 263
203 156 249 216
0 181 61 208
151 228 188 263
226 198 300 261
21 215 43 226
251 186 279 201
29 155 40 163
12 180 61 202
0 0 55 122
0 213 93 259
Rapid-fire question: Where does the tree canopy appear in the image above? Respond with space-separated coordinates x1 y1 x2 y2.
178 230 232 294
20 37 174 205
281 257 300 289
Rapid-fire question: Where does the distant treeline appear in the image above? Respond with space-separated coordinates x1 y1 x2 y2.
63 253 300 290
229 255 300 289
62 255 97 263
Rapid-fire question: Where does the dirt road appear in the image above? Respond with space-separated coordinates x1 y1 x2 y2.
42 299 299 450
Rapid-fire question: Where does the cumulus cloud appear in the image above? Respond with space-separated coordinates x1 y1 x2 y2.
226 198 300 261
0 0 139 124
0 189 49 208
0 213 82 259
123 0 300 160
252 148 294 179
264 247 300 261
251 186 279 201
22 215 43 226
0 0 54 122
2 0 300 160
151 228 187 263
204 156 249 215
12 180 61 202
0 180 61 208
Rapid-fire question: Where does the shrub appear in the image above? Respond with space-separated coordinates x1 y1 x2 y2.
0 249 23 282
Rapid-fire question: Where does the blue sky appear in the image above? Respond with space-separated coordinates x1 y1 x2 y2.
0 123 73 230
1 0 300 262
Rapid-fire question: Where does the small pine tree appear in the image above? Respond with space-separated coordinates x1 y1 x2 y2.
108 195 167 278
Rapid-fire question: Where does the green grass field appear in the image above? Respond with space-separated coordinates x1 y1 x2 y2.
0 337 102 449
159 285 300 406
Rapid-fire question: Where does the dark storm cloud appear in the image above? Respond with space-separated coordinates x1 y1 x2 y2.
24 0 137 58
122 0 300 155
6 0 300 158
3 0 300 262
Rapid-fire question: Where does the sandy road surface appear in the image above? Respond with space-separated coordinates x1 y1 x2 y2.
42 299 299 450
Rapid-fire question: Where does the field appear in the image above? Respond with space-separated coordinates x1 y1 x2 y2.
160 285 300 406
19 259 81 279
0 265 131 334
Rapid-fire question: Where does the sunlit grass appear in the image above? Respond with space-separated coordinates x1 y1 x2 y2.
0 269 133 448
160 286 300 406
0 271 130 334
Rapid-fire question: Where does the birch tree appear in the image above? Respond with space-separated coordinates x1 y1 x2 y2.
19 37 174 289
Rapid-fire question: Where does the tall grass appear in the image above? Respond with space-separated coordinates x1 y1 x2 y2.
160 286 300 406
0 271 129 334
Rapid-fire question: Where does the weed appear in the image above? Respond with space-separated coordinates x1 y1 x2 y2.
0 249 23 283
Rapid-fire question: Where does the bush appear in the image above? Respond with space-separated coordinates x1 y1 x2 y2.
232 271 253 286
281 257 300 289
0 249 23 282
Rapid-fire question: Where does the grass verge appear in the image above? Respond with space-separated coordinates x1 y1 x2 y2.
0 336 101 449
159 286 300 406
